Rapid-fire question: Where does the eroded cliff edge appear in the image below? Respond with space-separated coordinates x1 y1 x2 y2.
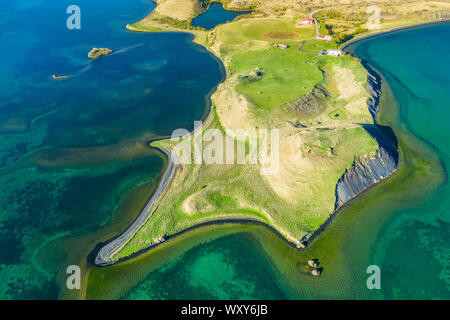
334 65 399 209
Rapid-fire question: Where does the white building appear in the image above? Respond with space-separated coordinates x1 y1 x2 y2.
274 42 289 49
327 49 342 57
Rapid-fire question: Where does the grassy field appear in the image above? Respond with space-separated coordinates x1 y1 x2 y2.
232 47 322 110
108 0 448 261
131 1 450 41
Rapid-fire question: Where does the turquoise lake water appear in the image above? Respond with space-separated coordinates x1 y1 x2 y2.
351 23 450 299
123 232 287 300
1 0 448 300
192 2 249 30
0 0 223 299
119 23 450 300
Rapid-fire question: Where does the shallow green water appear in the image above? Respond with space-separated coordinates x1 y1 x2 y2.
113 23 449 300
123 232 287 300
0 0 223 299
351 23 450 299
2 0 448 300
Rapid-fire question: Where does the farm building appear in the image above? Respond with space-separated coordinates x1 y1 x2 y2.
299 17 314 25
316 35 334 42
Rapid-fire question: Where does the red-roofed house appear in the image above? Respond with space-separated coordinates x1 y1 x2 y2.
316 34 334 41
299 17 314 25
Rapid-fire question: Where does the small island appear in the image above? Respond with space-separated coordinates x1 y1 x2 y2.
88 47 113 60
52 75 69 80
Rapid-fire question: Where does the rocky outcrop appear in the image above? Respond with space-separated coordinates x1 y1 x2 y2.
366 71 382 119
311 269 322 276
308 259 319 268
334 66 398 209
335 146 398 208
288 86 328 114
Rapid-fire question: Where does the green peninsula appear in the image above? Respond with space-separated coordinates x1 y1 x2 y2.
97 0 450 264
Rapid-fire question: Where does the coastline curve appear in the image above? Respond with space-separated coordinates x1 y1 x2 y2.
92 18 447 268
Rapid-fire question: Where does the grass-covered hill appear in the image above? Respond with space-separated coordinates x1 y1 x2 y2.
106 0 449 261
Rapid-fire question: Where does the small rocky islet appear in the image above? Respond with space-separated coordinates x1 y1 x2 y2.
88 47 113 60
307 258 322 276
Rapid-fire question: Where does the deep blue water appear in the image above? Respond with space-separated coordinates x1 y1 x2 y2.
192 2 249 30
0 0 223 299
2 0 448 300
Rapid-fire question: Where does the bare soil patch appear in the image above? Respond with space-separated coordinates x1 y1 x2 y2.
263 31 300 39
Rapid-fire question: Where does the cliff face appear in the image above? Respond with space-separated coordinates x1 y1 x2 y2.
366 71 382 119
335 146 398 208
334 67 399 209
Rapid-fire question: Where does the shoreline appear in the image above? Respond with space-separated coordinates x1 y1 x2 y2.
199 1 253 16
93 31 227 266
341 19 450 51
91 217 301 268
92 17 443 267
94 145 178 266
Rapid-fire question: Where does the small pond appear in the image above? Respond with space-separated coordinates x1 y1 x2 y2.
192 2 250 30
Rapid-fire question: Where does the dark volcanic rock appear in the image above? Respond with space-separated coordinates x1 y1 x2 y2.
334 67 398 209
311 268 322 276
366 67 382 119
334 146 398 208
